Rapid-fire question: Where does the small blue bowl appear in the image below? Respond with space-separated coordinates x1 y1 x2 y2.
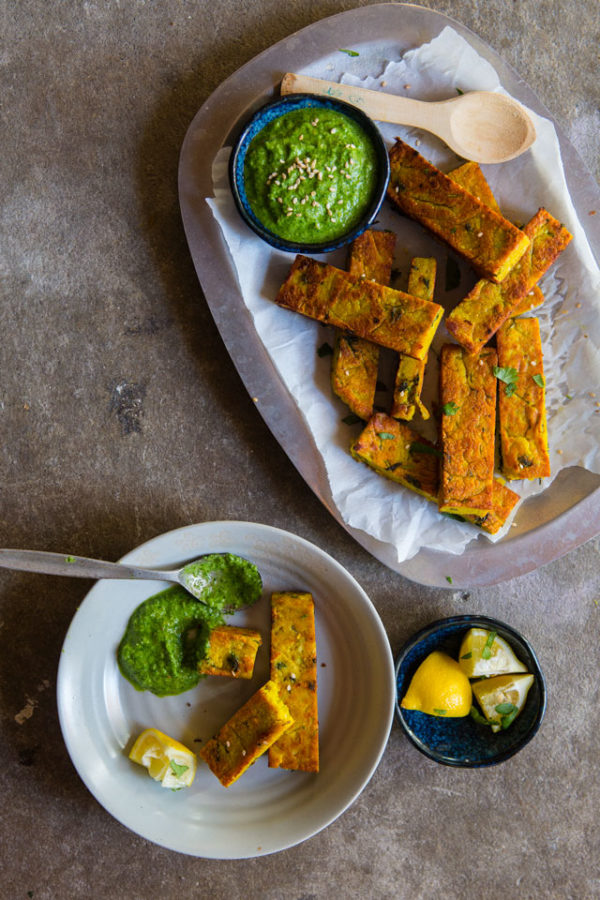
228 93 390 254
395 615 546 767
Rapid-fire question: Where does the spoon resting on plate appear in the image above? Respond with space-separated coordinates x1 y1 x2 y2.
0 548 262 607
281 73 536 165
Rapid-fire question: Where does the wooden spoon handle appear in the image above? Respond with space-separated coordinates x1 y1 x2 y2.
281 72 445 130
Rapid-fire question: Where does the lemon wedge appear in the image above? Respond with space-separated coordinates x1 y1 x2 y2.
458 627 527 678
401 650 472 717
129 727 197 788
472 674 534 732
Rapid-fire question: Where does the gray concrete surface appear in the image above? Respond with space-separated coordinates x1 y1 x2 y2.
1 1 598 898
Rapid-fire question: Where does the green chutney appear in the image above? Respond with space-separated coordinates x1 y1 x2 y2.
117 553 262 696
243 107 379 243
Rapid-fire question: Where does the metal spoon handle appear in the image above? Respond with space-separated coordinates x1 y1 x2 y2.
0 549 174 583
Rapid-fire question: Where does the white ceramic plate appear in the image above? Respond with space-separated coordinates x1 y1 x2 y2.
57 521 395 858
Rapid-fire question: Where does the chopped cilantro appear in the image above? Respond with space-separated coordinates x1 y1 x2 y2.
455 87 464 95
481 630 497 659
169 760 189 778
469 705 490 726
433 708 447 716
494 366 518 396
339 48 359 56
532 373 545 387
445 575 453 584
495 702 518 715
460 651 472 660
442 401 458 416
378 431 396 440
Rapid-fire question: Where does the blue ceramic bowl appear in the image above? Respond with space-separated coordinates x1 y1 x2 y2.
395 615 546 767
228 93 390 254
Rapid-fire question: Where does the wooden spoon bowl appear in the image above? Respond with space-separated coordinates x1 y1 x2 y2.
281 73 536 165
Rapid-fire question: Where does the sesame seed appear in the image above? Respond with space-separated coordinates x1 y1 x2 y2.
330 128 337 133
477 231 483 237
242 749 246 756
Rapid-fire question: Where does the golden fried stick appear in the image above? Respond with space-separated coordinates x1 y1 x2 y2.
496 316 550 480
387 139 530 283
438 344 498 517
276 254 443 359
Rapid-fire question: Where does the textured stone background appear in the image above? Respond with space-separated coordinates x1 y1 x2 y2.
1 1 598 898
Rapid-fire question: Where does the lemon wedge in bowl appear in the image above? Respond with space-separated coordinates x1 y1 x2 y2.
129 727 197 788
472 674 534 733
400 650 472 717
458 627 528 678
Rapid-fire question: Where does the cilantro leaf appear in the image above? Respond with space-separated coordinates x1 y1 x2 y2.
470 705 490 726
169 760 189 778
339 48 359 56
532 373 545 387
481 630 497 659
494 366 518 397
442 401 458 415
377 431 396 440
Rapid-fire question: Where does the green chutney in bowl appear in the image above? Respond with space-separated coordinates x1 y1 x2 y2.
229 94 390 253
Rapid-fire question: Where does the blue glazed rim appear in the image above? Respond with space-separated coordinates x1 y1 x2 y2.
228 93 391 254
395 615 547 768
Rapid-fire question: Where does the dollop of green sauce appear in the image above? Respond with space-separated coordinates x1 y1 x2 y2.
243 107 378 243
117 553 262 696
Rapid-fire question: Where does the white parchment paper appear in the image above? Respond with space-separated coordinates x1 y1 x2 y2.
207 26 600 563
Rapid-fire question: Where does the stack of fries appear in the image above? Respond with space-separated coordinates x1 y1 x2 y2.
275 140 572 535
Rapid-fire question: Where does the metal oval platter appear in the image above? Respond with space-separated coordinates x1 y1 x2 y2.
178 3 600 588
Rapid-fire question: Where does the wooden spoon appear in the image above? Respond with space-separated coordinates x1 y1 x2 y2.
281 73 536 164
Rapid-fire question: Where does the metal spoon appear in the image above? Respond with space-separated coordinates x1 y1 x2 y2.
0 548 215 603
281 73 536 165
